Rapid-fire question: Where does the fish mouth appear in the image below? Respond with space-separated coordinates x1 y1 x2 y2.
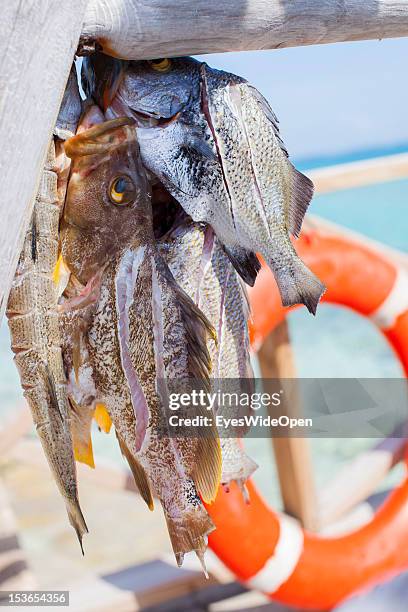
109 91 181 129
130 108 181 129
58 268 104 313
151 182 188 239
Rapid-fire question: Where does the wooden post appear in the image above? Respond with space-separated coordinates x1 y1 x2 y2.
0 1 88 321
258 321 319 531
82 0 408 59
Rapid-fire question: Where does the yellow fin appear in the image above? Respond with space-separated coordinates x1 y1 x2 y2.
53 253 71 297
68 397 95 469
94 403 112 433
74 438 95 469
192 424 222 504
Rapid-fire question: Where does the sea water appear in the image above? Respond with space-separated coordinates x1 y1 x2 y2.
0 154 407 509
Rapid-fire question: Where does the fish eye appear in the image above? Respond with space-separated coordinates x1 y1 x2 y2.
109 176 135 206
148 58 172 72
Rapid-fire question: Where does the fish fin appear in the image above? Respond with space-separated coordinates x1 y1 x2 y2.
246 84 288 157
73 439 95 469
179 289 217 381
192 432 222 504
116 434 154 511
274 256 325 314
69 397 95 469
223 246 260 287
53 254 71 297
245 84 314 237
155 255 216 382
286 165 314 238
164 502 215 569
94 402 112 433
65 498 88 554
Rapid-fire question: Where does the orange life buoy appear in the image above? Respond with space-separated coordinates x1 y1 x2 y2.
206 225 408 610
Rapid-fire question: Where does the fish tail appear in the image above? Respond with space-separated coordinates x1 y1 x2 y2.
220 439 258 491
164 503 215 571
65 497 88 554
192 433 222 504
272 254 325 315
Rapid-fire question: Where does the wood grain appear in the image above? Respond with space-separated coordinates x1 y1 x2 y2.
258 321 319 531
0 1 88 321
82 0 408 60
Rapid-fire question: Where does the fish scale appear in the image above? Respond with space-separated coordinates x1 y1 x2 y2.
6 139 87 549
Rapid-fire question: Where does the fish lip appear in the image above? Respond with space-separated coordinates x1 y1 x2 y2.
58 268 104 313
129 108 181 129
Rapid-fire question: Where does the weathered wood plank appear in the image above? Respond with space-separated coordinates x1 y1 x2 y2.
0 1 88 321
82 0 408 60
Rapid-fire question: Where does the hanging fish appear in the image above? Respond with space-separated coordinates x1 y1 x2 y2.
59 107 221 568
82 54 325 314
159 218 257 495
6 133 87 549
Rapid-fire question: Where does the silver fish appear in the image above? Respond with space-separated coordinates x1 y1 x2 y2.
159 219 257 493
83 55 325 314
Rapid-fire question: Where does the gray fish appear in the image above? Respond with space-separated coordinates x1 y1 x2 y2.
59 107 221 567
83 55 324 313
159 219 257 493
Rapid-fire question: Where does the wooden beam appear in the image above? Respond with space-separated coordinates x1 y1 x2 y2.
258 321 319 531
82 0 408 60
0 1 88 321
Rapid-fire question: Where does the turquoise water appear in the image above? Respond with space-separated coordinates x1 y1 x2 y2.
1 157 407 509
296 142 408 172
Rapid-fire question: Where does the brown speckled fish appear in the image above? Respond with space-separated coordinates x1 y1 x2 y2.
59 107 221 567
159 218 257 495
6 133 87 549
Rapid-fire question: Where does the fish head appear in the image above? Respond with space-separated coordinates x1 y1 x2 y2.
83 54 201 121
61 105 151 283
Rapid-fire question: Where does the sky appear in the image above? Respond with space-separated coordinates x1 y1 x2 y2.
196 37 408 162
